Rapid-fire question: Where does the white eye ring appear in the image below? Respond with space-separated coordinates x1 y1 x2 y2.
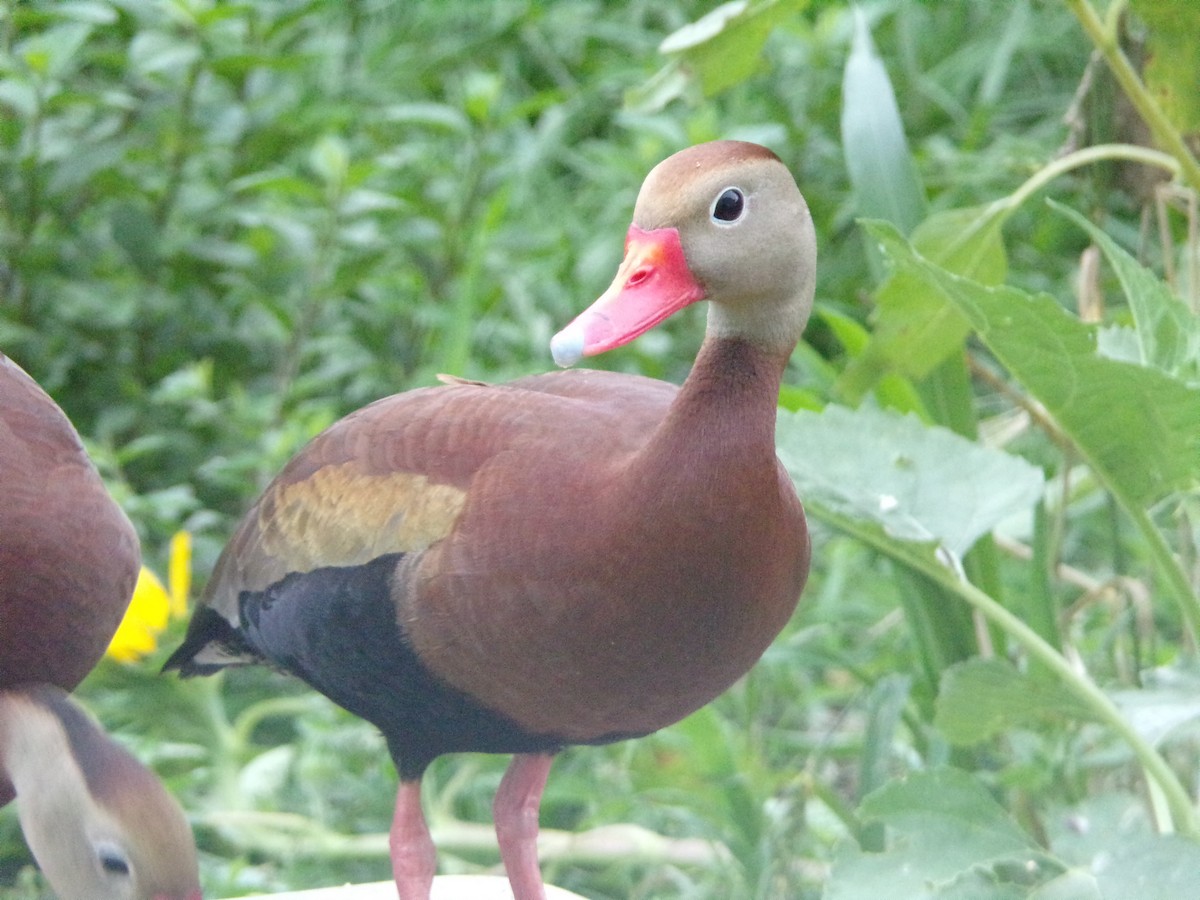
711 187 746 224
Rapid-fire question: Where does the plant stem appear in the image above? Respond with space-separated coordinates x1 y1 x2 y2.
1125 499 1200 642
811 501 1200 839
803 771 866 844
195 809 731 867
232 694 321 749
993 143 1180 222
1063 0 1200 194
194 675 243 809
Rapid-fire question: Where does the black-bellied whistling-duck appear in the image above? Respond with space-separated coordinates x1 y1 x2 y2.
0 352 140 692
0 685 201 900
164 140 815 900
0 352 202 900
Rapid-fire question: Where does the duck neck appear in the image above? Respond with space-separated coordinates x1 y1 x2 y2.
0 692 63 814
609 336 791 529
653 335 788 468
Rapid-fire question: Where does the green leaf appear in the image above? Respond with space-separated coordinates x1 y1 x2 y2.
658 0 804 97
1109 664 1200 747
825 768 1056 900
912 205 1009 287
309 134 350 189
16 22 92 79
111 201 160 277
836 266 972 399
127 29 202 78
1026 870 1103 900
866 220 1200 508
838 6 1011 402
777 404 1045 557
622 62 691 114
53 2 119 25
0 77 38 118
1131 0 1200 134
860 674 912 797
836 12 1015 428
935 659 1095 746
1048 794 1200 900
1052 201 1200 383
840 8 926 235
383 102 471 133
837 204 1009 403
229 170 323 200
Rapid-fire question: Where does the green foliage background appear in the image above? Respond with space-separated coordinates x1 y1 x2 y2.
2 0 1199 898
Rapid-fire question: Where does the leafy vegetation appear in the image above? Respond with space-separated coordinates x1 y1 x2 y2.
2 0 1199 898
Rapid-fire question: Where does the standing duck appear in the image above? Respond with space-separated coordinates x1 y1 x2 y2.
1 353 202 900
164 140 816 900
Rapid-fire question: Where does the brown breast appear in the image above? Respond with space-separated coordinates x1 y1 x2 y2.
404 340 809 741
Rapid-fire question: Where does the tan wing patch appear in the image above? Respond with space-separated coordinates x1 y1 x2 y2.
255 465 467 573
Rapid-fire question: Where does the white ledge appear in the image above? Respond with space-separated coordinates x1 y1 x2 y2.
233 875 588 899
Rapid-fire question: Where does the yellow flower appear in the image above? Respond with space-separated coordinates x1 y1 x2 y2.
106 532 192 663
167 529 191 619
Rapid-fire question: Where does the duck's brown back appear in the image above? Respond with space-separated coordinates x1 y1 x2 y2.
0 354 139 692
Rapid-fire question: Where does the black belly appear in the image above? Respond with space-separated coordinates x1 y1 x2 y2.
236 553 570 780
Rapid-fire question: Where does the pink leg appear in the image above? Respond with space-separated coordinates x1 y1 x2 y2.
494 753 555 900
390 779 437 900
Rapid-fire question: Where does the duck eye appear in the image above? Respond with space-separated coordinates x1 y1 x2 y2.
711 188 745 223
95 842 131 876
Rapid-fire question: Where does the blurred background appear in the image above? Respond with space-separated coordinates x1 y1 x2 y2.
2 1 1198 898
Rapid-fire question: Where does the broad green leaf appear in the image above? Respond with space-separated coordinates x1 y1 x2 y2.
935 659 1095 746
1109 664 1200 747
825 768 1056 900
820 308 929 413
866 220 1200 507
836 265 971 399
1026 870 1102 900
837 204 1009 402
777 404 1044 556
1053 201 1200 383
912 205 1009 287
858 767 1041 861
1096 324 1142 363
1131 0 1200 134
658 0 804 97
1048 794 1200 900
